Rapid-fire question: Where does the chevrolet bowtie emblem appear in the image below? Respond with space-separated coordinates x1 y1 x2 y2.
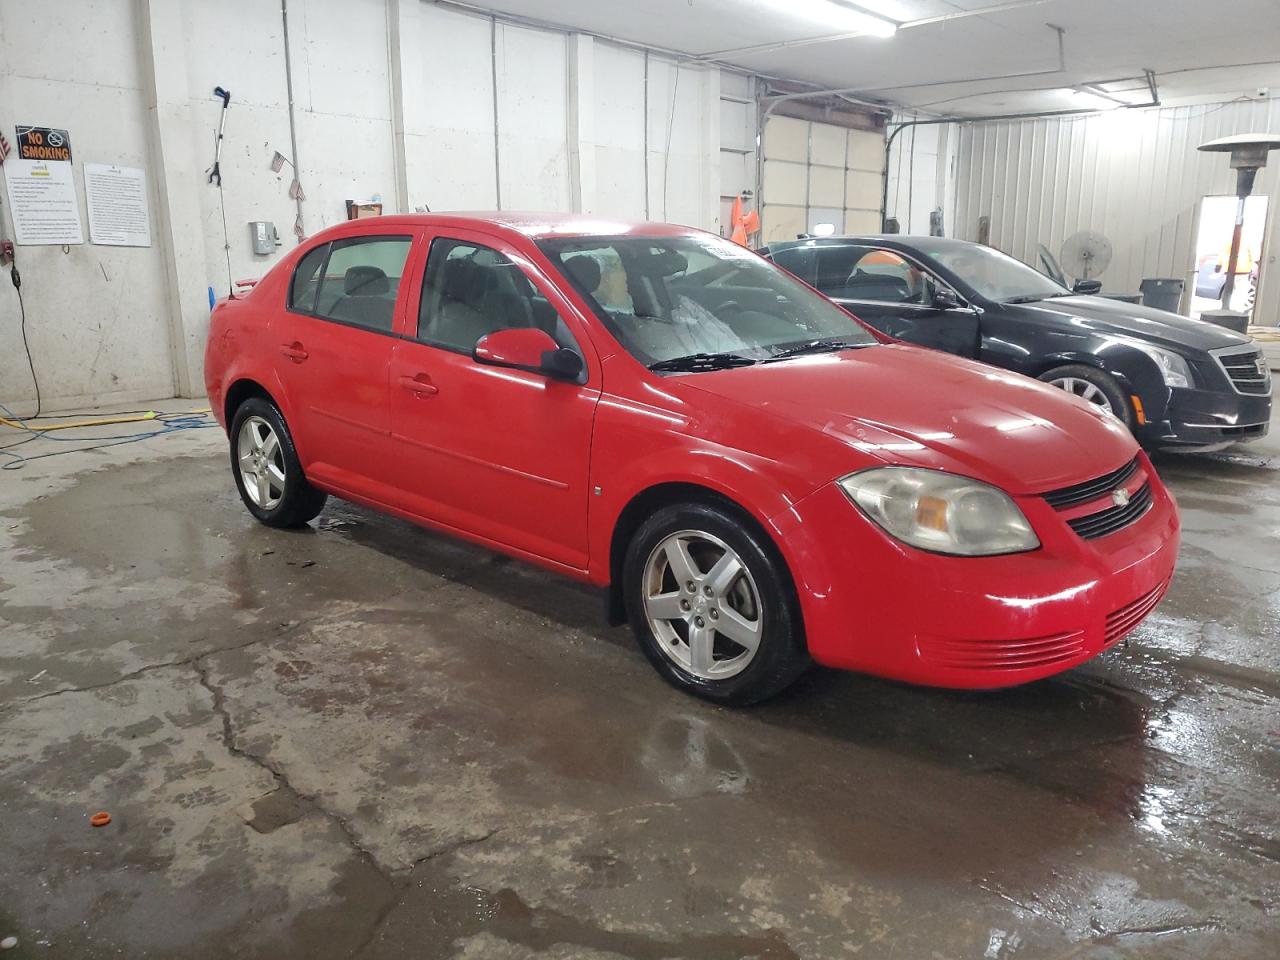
1112 488 1131 507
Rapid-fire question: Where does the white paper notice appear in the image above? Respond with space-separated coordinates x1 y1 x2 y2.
84 164 152 247
3 156 84 245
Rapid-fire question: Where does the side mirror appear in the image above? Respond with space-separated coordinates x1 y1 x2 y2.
1072 279 1102 295
473 328 584 382
932 288 960 310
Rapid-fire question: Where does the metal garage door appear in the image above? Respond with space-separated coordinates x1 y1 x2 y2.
761 115 884 244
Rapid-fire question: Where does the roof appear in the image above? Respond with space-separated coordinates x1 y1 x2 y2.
763 234 978 253
308 211 707 242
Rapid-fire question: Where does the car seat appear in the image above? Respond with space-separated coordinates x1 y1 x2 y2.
328 265 396 331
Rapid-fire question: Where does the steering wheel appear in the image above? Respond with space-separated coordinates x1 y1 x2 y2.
711 299 742 316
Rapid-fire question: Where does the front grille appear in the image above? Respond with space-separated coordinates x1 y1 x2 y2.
919 630 1087 670
1067 482 1152 539
1041 457 1139 510
1212 345 1272 396
1105 580 1168 646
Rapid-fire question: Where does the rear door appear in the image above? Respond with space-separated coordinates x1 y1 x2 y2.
814 244 981 357
272 231 417 494
387 228 602 568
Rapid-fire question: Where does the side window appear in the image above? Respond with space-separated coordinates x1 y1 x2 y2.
827 248 933 305
769 247 817 286
418 238 580 356
308 236 411 333
289 243 329 313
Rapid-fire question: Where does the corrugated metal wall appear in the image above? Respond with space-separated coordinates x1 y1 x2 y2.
953 98 1280 326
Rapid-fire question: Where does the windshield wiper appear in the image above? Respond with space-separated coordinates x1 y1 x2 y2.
766 339 867 361
1002 291 1074 304
648 352 759 372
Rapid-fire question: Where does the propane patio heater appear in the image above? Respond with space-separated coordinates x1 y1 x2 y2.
1197 133 1280 322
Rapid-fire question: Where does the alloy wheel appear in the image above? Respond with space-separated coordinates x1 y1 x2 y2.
642 530 763 680
237 415 286 510
1049 376 1118 418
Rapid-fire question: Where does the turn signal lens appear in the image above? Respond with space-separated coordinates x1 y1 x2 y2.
838 467 1040 556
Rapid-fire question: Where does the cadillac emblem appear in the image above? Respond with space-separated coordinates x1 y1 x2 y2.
1112 488 1131 508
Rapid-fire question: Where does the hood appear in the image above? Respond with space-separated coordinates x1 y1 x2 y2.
1021 295 1253 353
674 344 1137 494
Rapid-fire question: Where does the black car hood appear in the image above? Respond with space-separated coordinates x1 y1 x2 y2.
1019 295 1254 353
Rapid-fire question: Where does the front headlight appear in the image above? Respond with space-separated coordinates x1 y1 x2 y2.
1136 344 1194 389
838 467 1039 556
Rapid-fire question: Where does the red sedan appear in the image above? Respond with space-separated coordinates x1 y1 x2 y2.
204 213 1179 704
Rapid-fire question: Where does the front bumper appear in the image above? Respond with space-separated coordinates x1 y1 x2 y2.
1139 385 1271 449
769 455 1180 688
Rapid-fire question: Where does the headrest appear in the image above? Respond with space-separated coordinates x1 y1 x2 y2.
344 265 389 296
563 255 601 292
441 258 487 302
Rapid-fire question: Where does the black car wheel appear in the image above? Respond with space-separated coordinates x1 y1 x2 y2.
1038 364 1135 431
229 398 328 528
623 501 809 706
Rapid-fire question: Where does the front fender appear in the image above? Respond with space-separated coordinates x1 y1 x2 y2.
1037 342 1171 421
584 398 828 585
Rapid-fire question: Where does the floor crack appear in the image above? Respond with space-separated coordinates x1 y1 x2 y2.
190 654 395 885
2 613 328 713
396 828 500 873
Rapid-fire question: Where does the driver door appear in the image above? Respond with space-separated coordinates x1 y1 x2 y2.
387 229 602 569
816 245 981 358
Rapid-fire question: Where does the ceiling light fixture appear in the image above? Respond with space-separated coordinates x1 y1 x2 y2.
769 0 899 38
1070 87 1122 111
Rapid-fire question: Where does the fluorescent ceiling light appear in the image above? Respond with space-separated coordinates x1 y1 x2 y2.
768 0 899 38
1070 87 1123 111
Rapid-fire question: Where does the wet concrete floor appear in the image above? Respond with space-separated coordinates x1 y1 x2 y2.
0 404 1277 959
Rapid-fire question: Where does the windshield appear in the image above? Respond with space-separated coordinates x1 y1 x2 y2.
538 234 878 369
919 243 1068 303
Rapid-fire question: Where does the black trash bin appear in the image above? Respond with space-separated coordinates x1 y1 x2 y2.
1139 278 1185 314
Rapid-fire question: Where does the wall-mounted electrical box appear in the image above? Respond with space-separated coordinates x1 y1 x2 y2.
249 221 280 255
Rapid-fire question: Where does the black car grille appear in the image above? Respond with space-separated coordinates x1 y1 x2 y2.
1214 347 1272 396
1066 482 1153 540
1041 457 1139 510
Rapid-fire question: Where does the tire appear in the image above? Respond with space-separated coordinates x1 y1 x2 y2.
1038 364 1135 431
623 501 809 706
228 397 327 528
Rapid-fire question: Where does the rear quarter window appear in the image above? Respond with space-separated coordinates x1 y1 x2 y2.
289 244 329 312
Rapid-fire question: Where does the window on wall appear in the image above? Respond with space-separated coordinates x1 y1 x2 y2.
760 115 885 244
289 236 412 333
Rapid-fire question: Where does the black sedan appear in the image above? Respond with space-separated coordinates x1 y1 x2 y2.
758 235 1272 450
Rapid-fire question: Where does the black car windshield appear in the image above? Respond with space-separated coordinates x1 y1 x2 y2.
538 234 878 369
918 242 1069 303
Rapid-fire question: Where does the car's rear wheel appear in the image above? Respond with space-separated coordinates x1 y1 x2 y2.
229 398 327 528
1038 364 1135 430
623 502 808 705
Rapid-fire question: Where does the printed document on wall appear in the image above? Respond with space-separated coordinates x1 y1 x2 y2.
85 164 152 247
4 125 84 245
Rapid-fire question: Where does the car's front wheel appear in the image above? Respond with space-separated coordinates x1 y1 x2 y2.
229 397 327 528
1038 364 1135 430
623 502 809 705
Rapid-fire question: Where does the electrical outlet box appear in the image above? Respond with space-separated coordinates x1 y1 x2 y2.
249 221 280 255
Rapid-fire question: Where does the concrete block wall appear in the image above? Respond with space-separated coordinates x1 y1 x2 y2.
0 0 723 413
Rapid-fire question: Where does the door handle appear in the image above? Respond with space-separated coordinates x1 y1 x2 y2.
280 342 309 362
398 373 438 397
